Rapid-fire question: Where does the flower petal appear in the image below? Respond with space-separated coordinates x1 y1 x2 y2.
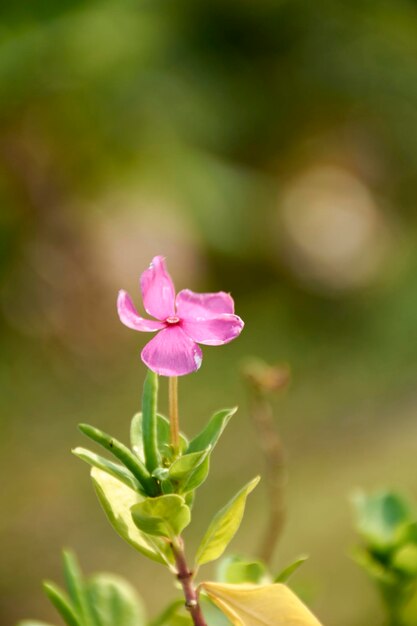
176 289 235 320
182 314 244 346
117 290 166 332
141 326 203 376
140 256 176 321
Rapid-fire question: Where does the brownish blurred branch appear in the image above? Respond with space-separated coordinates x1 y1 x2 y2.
242 359 290 566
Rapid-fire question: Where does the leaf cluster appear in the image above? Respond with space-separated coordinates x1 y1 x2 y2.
73 371 259 571
352 489 417 625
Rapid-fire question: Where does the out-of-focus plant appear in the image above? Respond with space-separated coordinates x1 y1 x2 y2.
17 550 146 626
352 490 417 626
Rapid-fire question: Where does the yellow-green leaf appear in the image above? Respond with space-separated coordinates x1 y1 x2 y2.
131 494 191 538
201 582 323 626
91 468 171 565
196 477 260 566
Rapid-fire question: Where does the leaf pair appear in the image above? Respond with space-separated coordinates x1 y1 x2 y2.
91 468 174 565
74 368 238 504
132 405 237 497
18 551 145 626
74 423 157 496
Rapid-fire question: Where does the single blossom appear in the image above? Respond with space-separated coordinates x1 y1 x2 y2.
117 256 244 376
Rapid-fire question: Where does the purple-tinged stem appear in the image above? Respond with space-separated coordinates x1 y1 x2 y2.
171 538 207 626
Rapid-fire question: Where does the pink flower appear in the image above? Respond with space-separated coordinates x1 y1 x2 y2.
117 256 244 376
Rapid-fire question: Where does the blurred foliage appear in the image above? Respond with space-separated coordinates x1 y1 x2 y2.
18 550 146 626
2 2 417 626
353 490 417 626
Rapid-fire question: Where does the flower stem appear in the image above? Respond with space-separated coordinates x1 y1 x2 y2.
169 376 180 456
171 538 207 626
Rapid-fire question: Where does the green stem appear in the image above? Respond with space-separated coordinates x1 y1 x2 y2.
142 370 160 473
169 376 180 456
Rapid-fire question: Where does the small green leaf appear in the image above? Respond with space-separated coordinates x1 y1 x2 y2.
141 371 160 473
352 490 413 551
131 494 191 538
91 468 172 565
79 424 157 495
196 477 260 566
72 447 143 492
62 551 94 626
180 455 210 494
169 448 211 481
188 408 237 454
131 413 188 465
274 556 308 583
87 573 146 626
43 582 80 626
217 555 269 584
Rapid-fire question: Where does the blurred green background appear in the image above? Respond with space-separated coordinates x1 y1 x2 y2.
2 1 417 624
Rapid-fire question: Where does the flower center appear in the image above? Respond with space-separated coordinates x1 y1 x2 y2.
166 316 180 325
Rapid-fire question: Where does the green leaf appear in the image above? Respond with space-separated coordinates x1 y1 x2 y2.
141 371 160 473
62 551 94 626
168 448 212 495
179 455 210 494
274 556 309 583
72 447 143 493
79 424 157 496
91 467 172 565
87 573 146 626
169 448 211 481
196 477 260 566
131 494 191 538
217 555 269 585
181 409 235 494
131 413 188 465
188 408 237 454
352 490 413 551
43 582 80 626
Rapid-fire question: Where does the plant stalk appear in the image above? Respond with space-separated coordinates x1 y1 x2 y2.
171 538 207 626
169 376 180 456
250 390 286 565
